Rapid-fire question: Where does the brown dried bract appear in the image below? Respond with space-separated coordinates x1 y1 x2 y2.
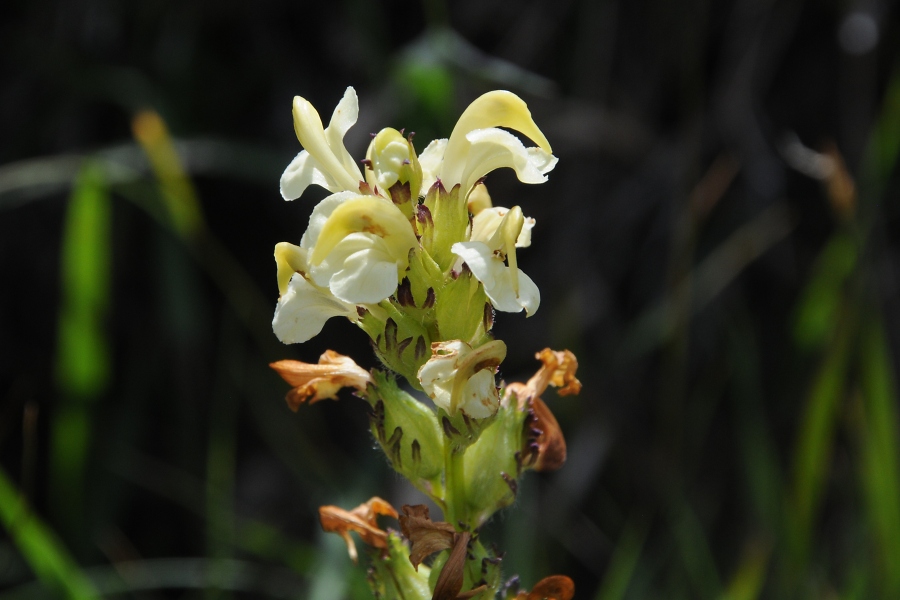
516 575 575 600
318 496 398 564
270 350 372 410
398 504 457 570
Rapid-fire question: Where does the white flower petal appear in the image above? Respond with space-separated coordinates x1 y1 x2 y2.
470 207 535 248
441 90 552 188
452 241 540 316
417 340 504 417
418 138 447 193
280 151 341 200
328 244 401 304
289 88 362 195
308 232 400 304
418 345 460 411
459 128 557 194
325 87 364 185
299 191 359 250
273 273 357 344
462 370 499 419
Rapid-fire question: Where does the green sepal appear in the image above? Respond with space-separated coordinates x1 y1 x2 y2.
463 537 502 598
372 301 433 388
368 531 432 600
463 403 529 527
435 269 490 344
427 548 449 592
369 371 444 496
437 407 498 454
422 182 468 272
406 246 443 310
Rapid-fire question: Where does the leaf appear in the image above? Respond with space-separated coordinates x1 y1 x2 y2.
856 317 900 596
0 466 98 599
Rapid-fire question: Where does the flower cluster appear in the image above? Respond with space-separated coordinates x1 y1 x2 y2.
270 87 579 599
272 87 554 404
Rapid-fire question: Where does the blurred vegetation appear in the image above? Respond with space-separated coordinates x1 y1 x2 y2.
2 0 900 598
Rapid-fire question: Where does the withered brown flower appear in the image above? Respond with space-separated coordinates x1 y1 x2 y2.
318 496 398 564
270 349 372 410
505 349 581 472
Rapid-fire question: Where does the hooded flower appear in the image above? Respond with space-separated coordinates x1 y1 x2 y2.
417 339 507 418
280 87 364 199
453 205 540 316
271 189 419 344
304 193 418 304
418 90 557 198
272 240 359 345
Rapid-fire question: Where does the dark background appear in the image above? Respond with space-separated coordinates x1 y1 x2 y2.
2 0 900 598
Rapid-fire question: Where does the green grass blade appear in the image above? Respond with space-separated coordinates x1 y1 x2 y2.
55 162 111 397
0 466 98 599
856 317 900 596
791 234 857 351
673 501 722 599
594 516 649 600
132 110 205 238
720 538 770 600
862 66 900 192
52 161 112 533
788 308 854 567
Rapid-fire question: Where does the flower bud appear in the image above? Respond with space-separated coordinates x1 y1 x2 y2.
365 127 423 215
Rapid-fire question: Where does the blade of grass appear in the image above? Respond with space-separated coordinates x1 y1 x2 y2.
132 110 205 238
0 466 98 599
594 516 649 600
52 161 112 536
720 537 771 600
728 318 784 528
206 317 242 600
787 304 854 569
672 501 722 599
861 66 900 195
791 234 857 351
856 317 900 596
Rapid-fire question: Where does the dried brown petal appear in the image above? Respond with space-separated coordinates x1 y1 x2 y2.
398 504 457 570
532 397 566 471
432 531 471 600
270 350 372 410
503 349 581 410
319 497 398 564
527 575 575 600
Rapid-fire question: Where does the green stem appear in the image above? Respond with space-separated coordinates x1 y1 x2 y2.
444 446 468 528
